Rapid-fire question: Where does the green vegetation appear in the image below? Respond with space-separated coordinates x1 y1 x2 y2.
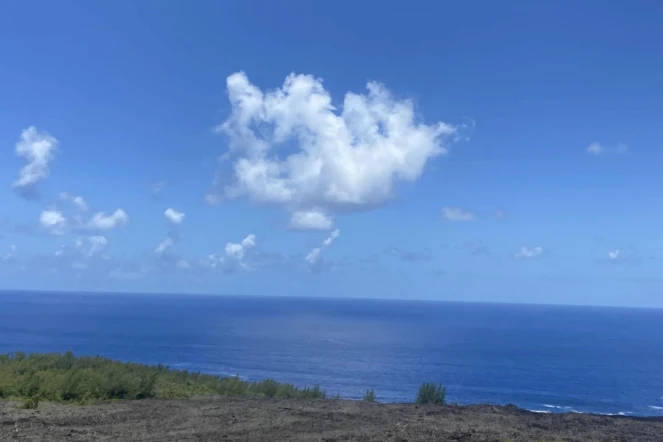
0 352 451 409
362 388 376 402
0 351 326 405
415 382 446 405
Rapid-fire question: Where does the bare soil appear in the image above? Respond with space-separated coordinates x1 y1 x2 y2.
2 397 662 441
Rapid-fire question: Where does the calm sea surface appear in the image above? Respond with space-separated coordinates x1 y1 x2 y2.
1 291 662 416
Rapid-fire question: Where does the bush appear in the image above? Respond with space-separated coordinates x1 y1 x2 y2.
416 383 446 405
22 396 39 409
363 389 376 402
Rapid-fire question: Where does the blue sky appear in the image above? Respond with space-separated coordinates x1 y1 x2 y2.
1 1 662 307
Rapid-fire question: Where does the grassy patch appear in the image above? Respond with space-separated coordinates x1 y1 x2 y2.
415 382 446 405
0 351 326 403
363 388 376 402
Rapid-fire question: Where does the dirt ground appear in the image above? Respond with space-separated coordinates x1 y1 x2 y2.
1 397 662 442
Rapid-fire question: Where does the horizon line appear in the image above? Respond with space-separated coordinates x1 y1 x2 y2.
0 288 660 311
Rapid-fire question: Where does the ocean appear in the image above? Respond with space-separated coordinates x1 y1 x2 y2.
1 291 662 416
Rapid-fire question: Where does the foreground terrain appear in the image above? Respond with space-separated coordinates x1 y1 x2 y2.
2 397 663 441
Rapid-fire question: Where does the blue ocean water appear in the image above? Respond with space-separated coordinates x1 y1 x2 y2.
1 291 662 416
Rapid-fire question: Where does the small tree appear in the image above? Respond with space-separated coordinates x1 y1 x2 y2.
416 383 446 405
362 388 376 402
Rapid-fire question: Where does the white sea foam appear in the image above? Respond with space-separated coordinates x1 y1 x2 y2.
542 404 573 410
528 409 551 414
648 405 663 411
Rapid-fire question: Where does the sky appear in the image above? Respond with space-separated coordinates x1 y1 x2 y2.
0 0 662 307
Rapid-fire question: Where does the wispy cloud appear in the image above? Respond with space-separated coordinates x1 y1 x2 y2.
201 234 258 272
12 127 59 199
383 246 432 262
442 207 476 222
587 141 628 156
59 193 88 211
492 209 508 219
515 246 544 259
305 229 340 269
595 247 641 265
288 209 333 231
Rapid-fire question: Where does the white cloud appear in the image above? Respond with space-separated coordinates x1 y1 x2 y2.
12 127 59 197
209 72 460 228
164 208 185 225
288 209 333 231
86 236 108 256
442 207 476 222
225 234 256 260
587 141 628 156
75 235 108 257
200 253 221 268
176 259 191 269
40 210 67 235
515 246 544 259
59 193 88 211
305 229 340 265
202 234 257 271
86 209 129 230
155 237 174 256
597 247 640 265
587 142 604 155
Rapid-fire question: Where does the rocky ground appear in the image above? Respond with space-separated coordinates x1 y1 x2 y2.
1 397 662 441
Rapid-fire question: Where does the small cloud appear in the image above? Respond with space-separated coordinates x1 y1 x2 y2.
176 259 191 269
59 192 88 211
86 209 129 230
203 234 258 272
492 209 508 219
12 127 59 199
40 210 67 235
306 229 340 266
151 181 166 197
595 247 640 265
442 207 476 222
515 246 544 259
587 141 628 156
75 235 108 257
1 244 17 261
155 237 174 256
288 209 333 231
587 142 604 156
164 208 185 225
225 234 256 261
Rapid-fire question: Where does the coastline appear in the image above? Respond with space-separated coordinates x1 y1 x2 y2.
3 396 663 442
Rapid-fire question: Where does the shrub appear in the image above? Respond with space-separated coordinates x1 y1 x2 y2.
300 385 326 399
416 383 446 405
22 396 39 409
363 389 376 402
